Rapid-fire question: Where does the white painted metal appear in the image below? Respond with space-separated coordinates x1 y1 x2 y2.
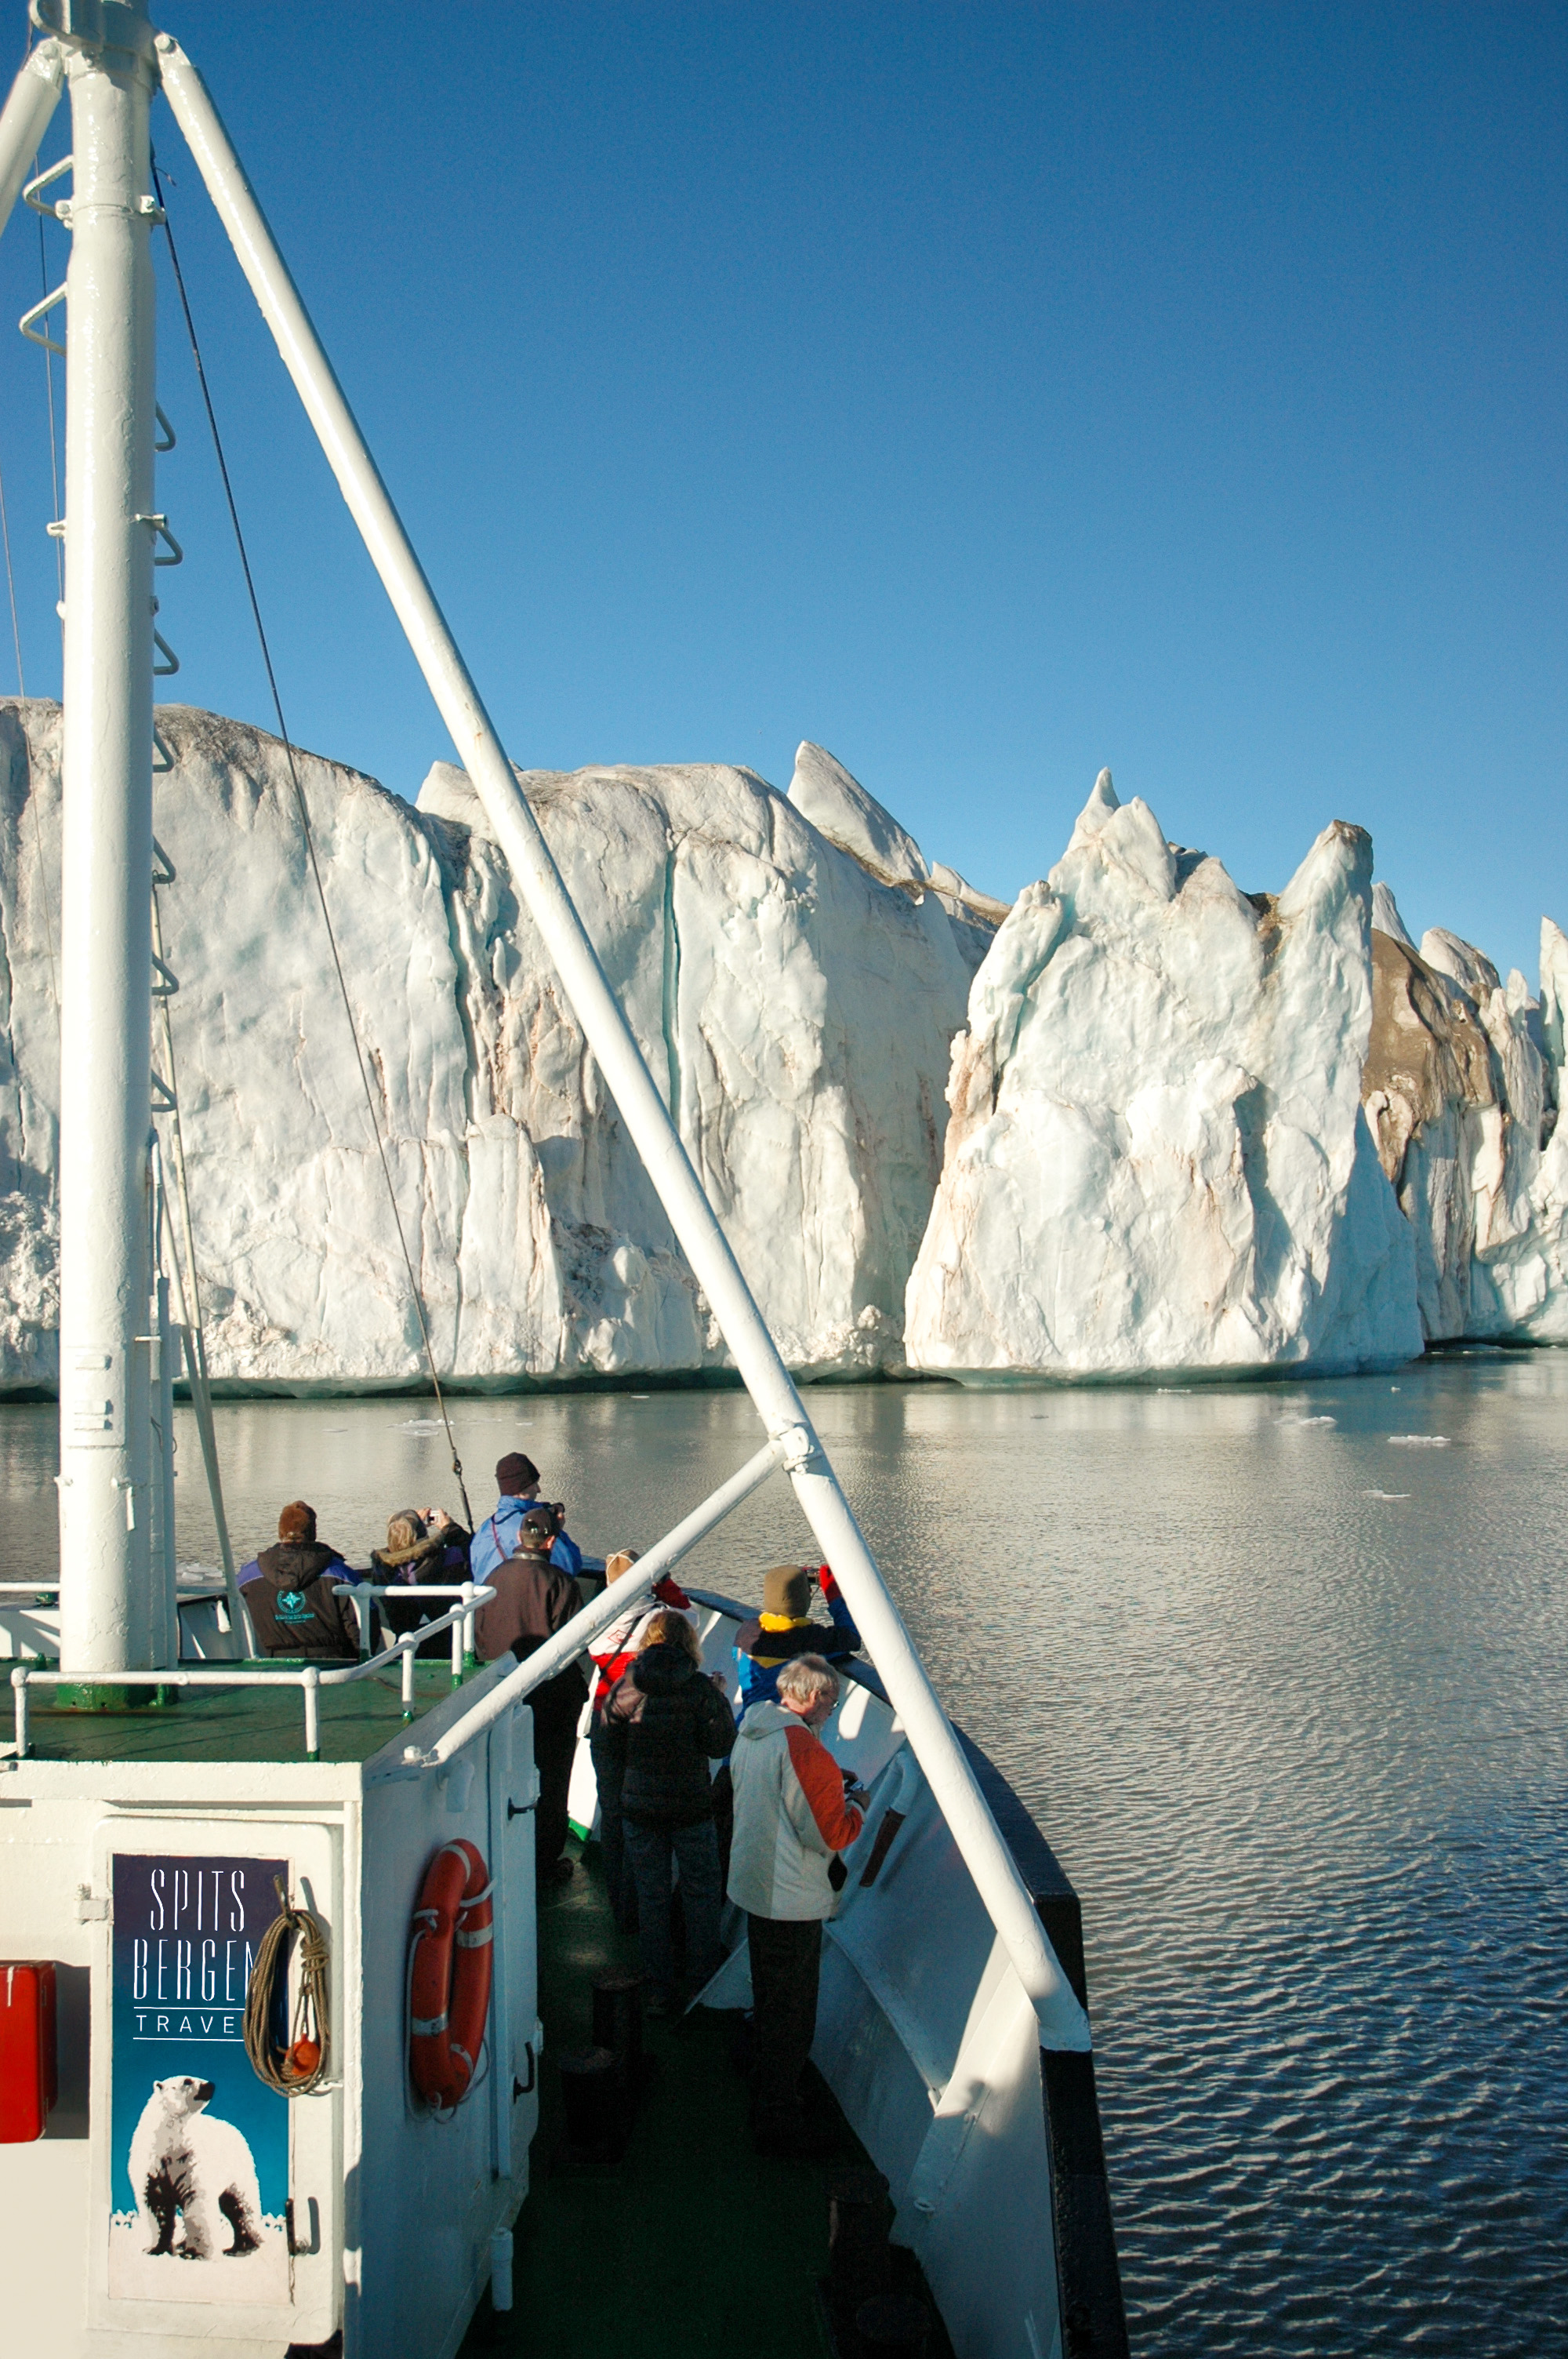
147 1137 178 1666
8 1587 497 1762
0 38 64 236
151 875 252 1647
149 1270 176 1663
53 3 164 1677
410 1437 786 1769
156 39 1088 2049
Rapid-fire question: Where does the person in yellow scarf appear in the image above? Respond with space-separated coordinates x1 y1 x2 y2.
732 1564 861 1721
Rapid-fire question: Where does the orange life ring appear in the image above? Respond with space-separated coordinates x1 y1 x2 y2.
408 1838 493 2108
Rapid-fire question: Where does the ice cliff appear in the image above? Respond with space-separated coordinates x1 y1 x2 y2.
0 700 1561 1390
1363 900 1566 1343
905 774 1566 1378
0 704 985 1389
903 773 1424 1377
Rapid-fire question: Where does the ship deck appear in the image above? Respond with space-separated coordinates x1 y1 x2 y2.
11 1660 467 1765
459 1836 948 2359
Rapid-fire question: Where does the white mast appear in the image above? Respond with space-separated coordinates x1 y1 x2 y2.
26 0 162 1677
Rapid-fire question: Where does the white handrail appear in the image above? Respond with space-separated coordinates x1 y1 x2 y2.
332 1578 477 1675
8 1585 495 1761
394 1438 786 1773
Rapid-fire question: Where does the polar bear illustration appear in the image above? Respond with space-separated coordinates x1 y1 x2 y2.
128 2076 264 2260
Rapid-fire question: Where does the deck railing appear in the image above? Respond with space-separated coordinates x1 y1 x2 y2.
6 1585 495 1763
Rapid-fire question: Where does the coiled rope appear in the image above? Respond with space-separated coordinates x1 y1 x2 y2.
150 157 474 1531
243 1874 332 2096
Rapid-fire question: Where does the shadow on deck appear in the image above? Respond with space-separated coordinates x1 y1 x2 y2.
459 1838 945 2359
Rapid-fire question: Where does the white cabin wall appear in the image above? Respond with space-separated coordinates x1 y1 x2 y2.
353 1711 535 2359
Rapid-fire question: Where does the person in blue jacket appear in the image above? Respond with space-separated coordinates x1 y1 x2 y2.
469 1451 583 1587
732 1564 860 1717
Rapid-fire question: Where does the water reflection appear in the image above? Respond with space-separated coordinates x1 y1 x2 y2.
2 1353 1564 2352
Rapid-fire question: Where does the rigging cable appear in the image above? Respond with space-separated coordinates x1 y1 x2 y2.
151 157 474 1533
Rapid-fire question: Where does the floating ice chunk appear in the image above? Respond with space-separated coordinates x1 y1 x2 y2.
1387 1434 1449 1448
1364 1490 1411 1499
1283 1413 1338 1427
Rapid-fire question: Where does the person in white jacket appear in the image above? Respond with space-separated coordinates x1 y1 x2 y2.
728 1655 869 2156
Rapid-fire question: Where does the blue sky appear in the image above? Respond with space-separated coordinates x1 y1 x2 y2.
1 2 1561 983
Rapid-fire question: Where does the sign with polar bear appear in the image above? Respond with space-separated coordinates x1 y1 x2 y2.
108 1854 290 2303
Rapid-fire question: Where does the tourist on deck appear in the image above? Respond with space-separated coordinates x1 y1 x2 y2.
587 1550 698 1931
474 1507 588 1888
240 1501 363 1660
728 1655 868 2156
733 1564 860 1717
372 1507 473 1656
470 1452 583 1587
600 1611 735 2016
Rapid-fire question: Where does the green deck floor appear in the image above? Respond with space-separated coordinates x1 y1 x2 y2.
459 1838 871 2359
16 1660 472 1765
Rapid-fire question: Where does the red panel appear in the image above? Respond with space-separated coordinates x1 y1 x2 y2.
0 1961 57 2143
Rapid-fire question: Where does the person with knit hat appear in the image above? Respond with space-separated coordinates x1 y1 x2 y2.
474 1507 589 1888
469 1449 583 1590
239 1502 363 1659
732 1564 860 1720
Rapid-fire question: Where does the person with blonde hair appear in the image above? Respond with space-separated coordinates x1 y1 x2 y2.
372 1504 472 1656
728 1654 869 2154
600 1608 735 2015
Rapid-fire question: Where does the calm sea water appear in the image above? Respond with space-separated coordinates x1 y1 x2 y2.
4 1350 1565 2355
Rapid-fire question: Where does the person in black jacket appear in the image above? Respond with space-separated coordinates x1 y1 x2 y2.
240 1501 361 1659
601 1611 735 2014
474 1508 588 1890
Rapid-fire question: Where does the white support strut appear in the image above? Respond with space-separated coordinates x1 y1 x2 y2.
0 39 64 240
410 1436 788 1772
155 34 1088 2052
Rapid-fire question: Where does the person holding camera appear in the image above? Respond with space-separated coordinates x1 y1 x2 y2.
473 1505 588 1888
469 1449 583 1587
371 1505 473 1656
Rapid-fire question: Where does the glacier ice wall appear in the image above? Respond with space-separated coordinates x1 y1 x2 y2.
904 772 1425 1378
2 697 1562 1390
1363 897 1567 1343
0 701 986 1390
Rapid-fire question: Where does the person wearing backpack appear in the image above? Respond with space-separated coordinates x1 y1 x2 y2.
600 1612 735 2016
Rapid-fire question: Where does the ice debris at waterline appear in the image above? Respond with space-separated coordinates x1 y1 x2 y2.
903 772 1566 1379
0 703 1562 1392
